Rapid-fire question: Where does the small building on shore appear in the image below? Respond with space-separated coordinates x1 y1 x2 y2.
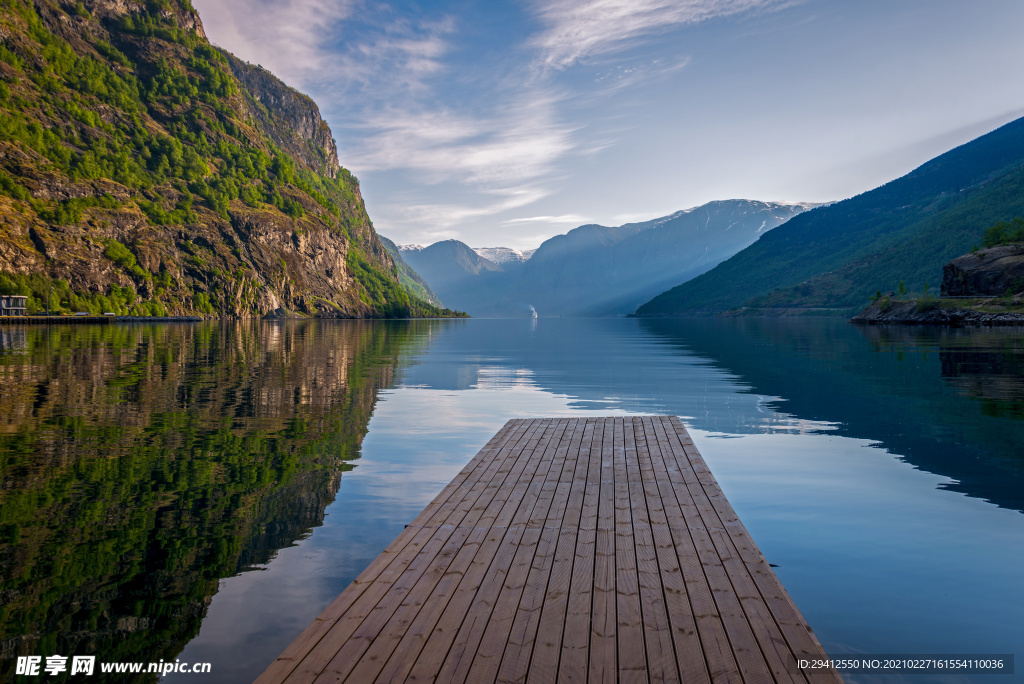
0 295 28 316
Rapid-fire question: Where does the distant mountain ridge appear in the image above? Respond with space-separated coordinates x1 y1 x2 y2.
472 246 536 265
636 116 1024 316
396 240 503 308
393 199 815 317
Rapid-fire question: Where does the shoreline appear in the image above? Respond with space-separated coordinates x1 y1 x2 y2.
0 315 204 325
850 299 1024 326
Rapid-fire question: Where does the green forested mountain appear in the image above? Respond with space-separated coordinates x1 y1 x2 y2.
377 235 446 309
0 0 456 318
636 116 1024 316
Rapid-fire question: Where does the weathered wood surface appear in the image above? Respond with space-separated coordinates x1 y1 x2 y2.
257 416 842 684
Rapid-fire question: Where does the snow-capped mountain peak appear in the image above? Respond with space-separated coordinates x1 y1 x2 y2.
472 247 536 265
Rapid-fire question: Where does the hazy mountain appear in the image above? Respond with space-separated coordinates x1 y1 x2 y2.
636 116 1024 316
378 236 444 307
400 200 815 317
473 247 536 265
398 240 504 306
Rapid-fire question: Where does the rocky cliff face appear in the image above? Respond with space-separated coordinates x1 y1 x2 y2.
224 53 340 179
0 0 447 318
942 244 1024 297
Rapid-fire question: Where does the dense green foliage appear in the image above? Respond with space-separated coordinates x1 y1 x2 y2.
0 0 452 318
377 234 445 307
636 117 1024 315
345 247 465 318
981 217 1024 248
0 269 168 315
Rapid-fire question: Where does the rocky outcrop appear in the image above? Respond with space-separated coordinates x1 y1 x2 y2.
851 299 1024 326
85 0 208 38
942 244 1024 297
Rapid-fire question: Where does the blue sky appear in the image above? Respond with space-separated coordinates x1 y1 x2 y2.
192 0 1024 250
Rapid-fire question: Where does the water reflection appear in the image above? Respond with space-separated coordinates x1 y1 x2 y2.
3 318 1023 684
636 319 1024 513
0 321 425 682
398 318 1024 512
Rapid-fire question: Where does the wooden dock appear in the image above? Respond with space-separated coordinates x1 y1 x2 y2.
257 416 842 684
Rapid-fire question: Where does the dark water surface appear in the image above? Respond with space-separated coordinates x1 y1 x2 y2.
1 318 1021 683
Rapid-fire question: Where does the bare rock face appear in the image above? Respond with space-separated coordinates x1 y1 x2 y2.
86 0 207 38
942 244 1024 297
224 54 341 179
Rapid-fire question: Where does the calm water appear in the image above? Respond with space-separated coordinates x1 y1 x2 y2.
1 318 1022 683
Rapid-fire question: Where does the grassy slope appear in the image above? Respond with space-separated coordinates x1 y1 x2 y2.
377 235 446 308
636 116 1024 315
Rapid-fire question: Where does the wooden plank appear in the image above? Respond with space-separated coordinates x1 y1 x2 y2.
302 421 551 683
368 421 579 684
259 416 841 684
656 419 804 684
557 418 604 682
668 420 842 684
340 420 563 683
432 418 570 683
526 417 596 683
633 418 710 684
399 420 568 683
464 418 576 683
643 416 742 684
495 418 588 684
588 418 618 684
623 417 678 684
254 419 533 684
614 417 648 683
407 418 530 529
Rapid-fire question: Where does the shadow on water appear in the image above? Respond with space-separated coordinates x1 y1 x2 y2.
638 318 1024 514
0 320 430 682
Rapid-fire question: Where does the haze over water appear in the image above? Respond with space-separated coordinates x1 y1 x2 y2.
1 318 1021 683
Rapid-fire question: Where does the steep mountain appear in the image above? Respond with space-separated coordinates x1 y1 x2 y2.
403 200 813 317
0 0 455 318
378 235 444 308
636 116 1024 316
398 239 504 306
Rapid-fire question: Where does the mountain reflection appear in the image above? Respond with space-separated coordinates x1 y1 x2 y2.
0 320 420 682
640 318 1024 513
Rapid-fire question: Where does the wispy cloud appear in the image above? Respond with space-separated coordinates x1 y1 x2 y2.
529 0 792 69
344 95 574 187
502 214 593 225
194 0 797 245
192 0 357 85
378 186 551 237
